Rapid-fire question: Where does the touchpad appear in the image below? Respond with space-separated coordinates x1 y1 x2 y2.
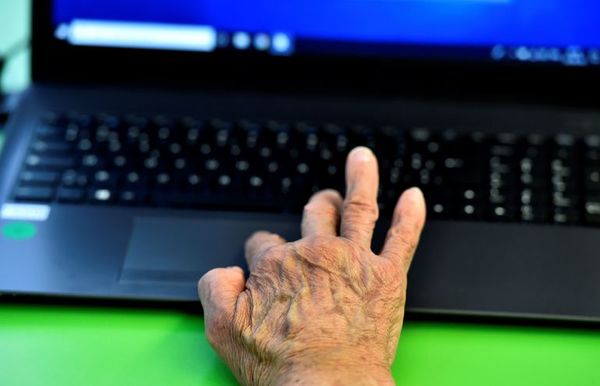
120 214 300 284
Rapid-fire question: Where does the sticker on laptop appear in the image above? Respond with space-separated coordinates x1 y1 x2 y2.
2 222 38 240
1 204 51 221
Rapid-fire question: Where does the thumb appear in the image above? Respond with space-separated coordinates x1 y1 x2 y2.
198 267 246 341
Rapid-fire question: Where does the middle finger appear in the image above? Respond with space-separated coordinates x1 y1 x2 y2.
340 147 380 249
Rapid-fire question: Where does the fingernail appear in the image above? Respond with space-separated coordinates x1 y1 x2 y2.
349 146 373 163
402 187 425 204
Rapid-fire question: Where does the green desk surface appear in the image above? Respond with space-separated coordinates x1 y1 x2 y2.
1 304 600 386
1 2 600 385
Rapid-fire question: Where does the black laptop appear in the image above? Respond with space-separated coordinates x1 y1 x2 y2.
1 0 600 322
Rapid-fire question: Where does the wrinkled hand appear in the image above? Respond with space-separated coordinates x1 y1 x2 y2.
199 147 426 386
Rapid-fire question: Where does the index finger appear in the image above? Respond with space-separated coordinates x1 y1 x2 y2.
244 231 287 270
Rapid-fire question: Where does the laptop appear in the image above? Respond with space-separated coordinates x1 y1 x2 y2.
1 0 600 322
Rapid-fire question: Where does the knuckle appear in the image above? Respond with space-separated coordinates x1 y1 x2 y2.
320 189 343 203
380 257 405 276
303 202 339 218
343 198 379 218
246 230 270 245
198 269 219 292
301 235 346 263
198 269 225 305
259 244 285 265
311 188 340 199
264 233 285 246
304 234 332 247
245 231 283 255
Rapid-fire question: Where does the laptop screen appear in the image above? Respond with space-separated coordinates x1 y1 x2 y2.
52 0 600 67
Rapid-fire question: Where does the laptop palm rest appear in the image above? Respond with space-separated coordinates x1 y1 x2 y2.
120 215 300 285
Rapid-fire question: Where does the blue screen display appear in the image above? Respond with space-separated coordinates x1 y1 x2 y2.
53 0 600 62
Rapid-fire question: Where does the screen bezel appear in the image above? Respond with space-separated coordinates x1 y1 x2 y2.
32 0 600 107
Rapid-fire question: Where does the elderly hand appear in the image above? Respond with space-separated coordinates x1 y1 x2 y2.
199 146 426 386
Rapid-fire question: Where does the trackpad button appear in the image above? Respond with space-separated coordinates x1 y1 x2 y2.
120 215 299 284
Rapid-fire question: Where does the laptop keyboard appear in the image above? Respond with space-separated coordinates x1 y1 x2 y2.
11 111 600 226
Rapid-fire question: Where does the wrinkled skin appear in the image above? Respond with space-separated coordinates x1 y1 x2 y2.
199 147 427 386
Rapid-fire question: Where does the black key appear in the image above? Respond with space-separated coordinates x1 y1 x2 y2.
457 203 484 220
458 187 484 202
490 144 517 158
496 132 520 145
93 170 118 188
14 186 54 202
489 189 517 205
72 113 94 128
119 190 146 205
553 146 578 162
183 173 204 189
20 171 60 185
519 188 549 207
244 175 267 193
35 125 63 139
25 155 75 169
584 167 600 192
41 112 61 125
585 148 600 164
584 135 600 149
410 128 431 143
520 173 547 189
294 161 311 176
447 153 484 185
554 134 576 147
31 140 72 154
64 124 80 142
76 138 94 152
91 113 115 128
456 189 485 217
584 201 600 225
57 188 85 203
212 174 236 190
519 156 548 188
122 172 147 189
124 114 149 129
81 154 101 169
490 172 517 190
428 201 454 219
552 191 579 209
520 205 549 223
61 170 89 188
381 188 401 210
489 204 517 221
204 158 221 173
154 172 172 187
553 207 580 224
112 155 129 169
236 120 259 142
90 189 114 204
376 126 402 156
